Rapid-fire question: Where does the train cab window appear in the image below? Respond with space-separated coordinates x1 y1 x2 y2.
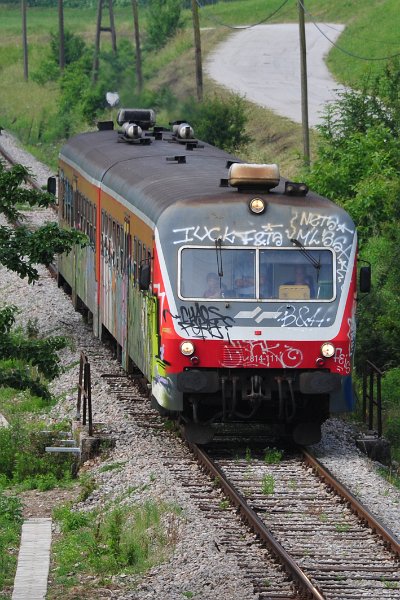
179 248 256 300
179 247 335 301
259 248 334 301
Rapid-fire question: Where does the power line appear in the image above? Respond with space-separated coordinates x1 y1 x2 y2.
195 0 290 31
318 21 399 46
299 0 400 62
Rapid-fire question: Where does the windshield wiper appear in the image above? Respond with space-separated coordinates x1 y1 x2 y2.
290 238 321 271
215 237 224 277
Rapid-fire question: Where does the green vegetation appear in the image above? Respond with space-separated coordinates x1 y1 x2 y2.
0 491 23 594
263 447 283 465
77 472 97 502
147 0 182 50
99 461 126 473
335 522 350 533
377 467 400 491
52 500 179 585
304 62 400 457
0 421 75 491
0 0 396 171
261 473 275 495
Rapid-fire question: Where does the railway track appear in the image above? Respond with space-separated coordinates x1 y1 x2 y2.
102 373 400 599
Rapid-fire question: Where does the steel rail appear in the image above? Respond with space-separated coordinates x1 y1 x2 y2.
189 442 326 600
302 449 400 557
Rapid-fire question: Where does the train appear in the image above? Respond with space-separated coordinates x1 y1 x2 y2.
54 108 370 445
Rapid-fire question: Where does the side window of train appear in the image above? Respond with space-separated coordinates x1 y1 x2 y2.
133 236 138 282
93 205 97 249
117 224 123 273
112 220 116 266
59 171 65 218
138 241 142 276
62 177 73 225
101 210 105 256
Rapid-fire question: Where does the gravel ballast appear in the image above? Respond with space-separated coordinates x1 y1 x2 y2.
1 132 399 598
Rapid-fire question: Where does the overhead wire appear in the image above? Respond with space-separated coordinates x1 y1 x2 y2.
195 0 290 31
299 0 400 62
316 21 399 46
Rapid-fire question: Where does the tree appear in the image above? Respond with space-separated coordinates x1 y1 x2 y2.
0 161 86 283
303 61 400 371
146 0 182 50
0 160 87 396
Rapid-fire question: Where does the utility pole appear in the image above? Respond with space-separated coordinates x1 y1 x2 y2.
21 0 28 81
191 0 203 102
132 0 143 94
298 0 310 166
58 0 65 71
93 0 117 82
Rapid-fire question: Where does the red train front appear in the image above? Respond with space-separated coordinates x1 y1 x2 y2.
150 163 358 444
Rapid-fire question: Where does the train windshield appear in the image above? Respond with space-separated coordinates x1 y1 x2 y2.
179 247 335 301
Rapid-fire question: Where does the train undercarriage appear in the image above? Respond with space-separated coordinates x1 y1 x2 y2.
172 367 336 445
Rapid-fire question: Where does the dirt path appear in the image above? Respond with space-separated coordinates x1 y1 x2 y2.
206 22 345 127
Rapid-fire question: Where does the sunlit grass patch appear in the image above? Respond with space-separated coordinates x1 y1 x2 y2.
52 500 180 584
0 491 23 593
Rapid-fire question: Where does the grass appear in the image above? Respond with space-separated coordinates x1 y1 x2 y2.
52 500 180 586
377 467 400 491
261 473 275 495
99 461 126 473
0 491 23 596
263 447 283 464
0 385 55 421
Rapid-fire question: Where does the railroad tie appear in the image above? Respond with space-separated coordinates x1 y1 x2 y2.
12 518 52 600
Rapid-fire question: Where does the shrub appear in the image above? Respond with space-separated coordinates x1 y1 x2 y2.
0 422 75 489
146 0 182 50
32 31 87 85
181 93 250 153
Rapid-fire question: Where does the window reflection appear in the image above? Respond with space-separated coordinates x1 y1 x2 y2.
179 247 334 301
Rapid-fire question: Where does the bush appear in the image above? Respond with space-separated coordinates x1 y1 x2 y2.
0 422 75 489
181 93 250 153
146 0 182 50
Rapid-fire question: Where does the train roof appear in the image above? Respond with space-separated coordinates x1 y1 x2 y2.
59 127 350 227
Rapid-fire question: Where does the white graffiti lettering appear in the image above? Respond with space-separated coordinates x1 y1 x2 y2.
276 305 331 328
172 224 284 246
334 347 351 374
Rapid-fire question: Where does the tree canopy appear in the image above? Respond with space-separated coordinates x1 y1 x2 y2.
0 160 87 396
0 161 86 283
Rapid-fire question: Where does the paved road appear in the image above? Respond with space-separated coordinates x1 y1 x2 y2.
206 23 345 127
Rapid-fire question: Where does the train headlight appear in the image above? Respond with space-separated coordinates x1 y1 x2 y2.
249 197 266 214
180 341 195 356
321 342 335 358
